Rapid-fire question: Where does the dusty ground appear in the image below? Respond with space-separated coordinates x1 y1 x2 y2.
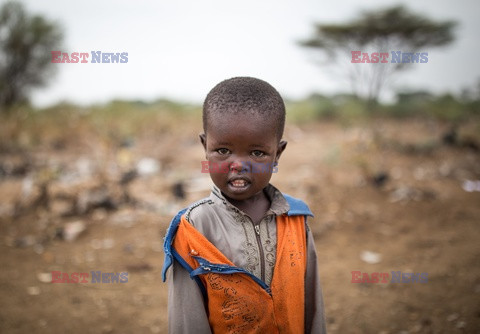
0 116 479 333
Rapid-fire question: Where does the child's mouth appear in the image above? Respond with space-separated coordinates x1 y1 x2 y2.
227 178 250 193
231 179 247 187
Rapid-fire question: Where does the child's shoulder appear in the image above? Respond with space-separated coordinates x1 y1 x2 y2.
183 197 216 223
281 193 314 217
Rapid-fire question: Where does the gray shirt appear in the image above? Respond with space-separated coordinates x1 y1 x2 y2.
167 184 327 333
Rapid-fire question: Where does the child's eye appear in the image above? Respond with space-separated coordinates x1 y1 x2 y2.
216 148 231 155
251 150 265 157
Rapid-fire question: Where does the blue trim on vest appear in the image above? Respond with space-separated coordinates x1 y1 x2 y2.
284 194 314 217
171 248 208 301
162 207 208 300
162 207 187 282
191 256 272 295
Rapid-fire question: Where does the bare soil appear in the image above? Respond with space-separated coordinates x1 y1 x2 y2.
1 117 479 333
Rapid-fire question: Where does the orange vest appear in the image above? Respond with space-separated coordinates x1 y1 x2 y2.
162 195 313 334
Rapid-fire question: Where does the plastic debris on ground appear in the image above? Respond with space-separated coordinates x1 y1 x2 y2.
360 250 382 264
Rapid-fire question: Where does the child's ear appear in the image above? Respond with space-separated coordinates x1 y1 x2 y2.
275 140 287 162
199 134 208 159
199 133 207 149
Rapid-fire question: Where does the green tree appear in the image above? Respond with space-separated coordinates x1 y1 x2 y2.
299 5 456 104
0 1 62 111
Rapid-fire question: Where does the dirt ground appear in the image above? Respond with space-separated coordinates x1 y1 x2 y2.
0 117 479 333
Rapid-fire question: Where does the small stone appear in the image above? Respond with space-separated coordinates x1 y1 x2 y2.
447 313 459 322
360 250 382 264
27 286 41 295
462 180 480 192
137 158 160 176
37 272 52 283
62 221 86 242
455 321 466 329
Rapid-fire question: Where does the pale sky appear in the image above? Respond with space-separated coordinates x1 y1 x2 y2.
13 0 480 107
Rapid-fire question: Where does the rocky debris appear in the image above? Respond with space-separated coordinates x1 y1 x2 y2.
50 194 76 217
389 186 437 203
31 182 50 211
110 209 137 228
462 180 480 192
90 238 115 250
171 181 185 200
56 158 96 185
442 126 457 146
14 235 36 248
0 156 32 178
371 171 389 188
442 126 479 151
119 169 138 185
21 175 34 198
77 186 118 214
61 221 86 242
1 152 188 223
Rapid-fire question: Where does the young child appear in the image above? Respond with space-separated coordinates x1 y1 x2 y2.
162 77 326 333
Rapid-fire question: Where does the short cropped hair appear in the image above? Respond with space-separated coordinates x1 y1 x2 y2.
203 77 286 140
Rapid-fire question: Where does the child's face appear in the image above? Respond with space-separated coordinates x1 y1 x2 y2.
200 113 286 202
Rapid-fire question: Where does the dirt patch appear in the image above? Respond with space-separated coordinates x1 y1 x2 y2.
0 118 479 333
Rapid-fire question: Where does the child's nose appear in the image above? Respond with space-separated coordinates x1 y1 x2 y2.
229 161 243 173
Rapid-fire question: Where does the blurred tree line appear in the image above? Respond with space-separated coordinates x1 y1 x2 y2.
0 1 62 111
286 85 480 123
299 5 457 105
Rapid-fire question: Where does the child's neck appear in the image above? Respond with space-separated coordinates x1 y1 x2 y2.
226 189 271 224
